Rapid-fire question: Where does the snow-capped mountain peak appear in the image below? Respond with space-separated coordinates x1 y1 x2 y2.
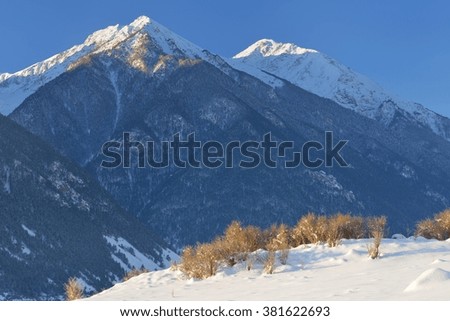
235 38 318 58
83 15 204 58
233 39 450 141
0 16 207 116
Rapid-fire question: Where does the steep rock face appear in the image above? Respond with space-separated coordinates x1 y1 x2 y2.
7 17 450 249
233 39 450 141
0 115 176 300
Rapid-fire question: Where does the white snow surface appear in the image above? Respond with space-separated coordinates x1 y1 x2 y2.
234 39 450 140
104 235 178 272
0 43 94 115
1 165 11 194
21 224 36 237
87 238 450 300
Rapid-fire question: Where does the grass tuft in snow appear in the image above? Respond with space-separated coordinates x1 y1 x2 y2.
367 216 387 259
65 277 84 301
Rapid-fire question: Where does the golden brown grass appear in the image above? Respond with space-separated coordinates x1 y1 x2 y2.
64 277 83 301
416 209 450 241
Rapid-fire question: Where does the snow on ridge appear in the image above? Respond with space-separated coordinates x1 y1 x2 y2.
233 39 450 140
21 224 36 237
234 38 390 112
104 235 160 272
0 43 94 115
0 16 206 116
0 73 11 82
0 16 152 82
234 38 318 59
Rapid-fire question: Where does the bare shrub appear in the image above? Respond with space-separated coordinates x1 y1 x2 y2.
263 251 276 274
337 214 366 239
65 277 84 301
292 213 366 248
367 216 387 259
211 237 235 267
180 242 221 279
246 253 256 271
437 209 450 235
416 209 450 240
276 224 291 265
262 224 279 248
220 221 263 264
325 213 366 247
196 243 220 278
416 218 440 239
221 221 245 262
325 214 344 247
266 224 290 264
291 213 327 246
123 267 149 281
279 248 289 265
179 246 196 277
243 226 265 252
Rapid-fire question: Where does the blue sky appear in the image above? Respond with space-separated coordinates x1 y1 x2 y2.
1 0 449 116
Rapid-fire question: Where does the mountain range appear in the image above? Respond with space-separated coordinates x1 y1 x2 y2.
0 16 449 298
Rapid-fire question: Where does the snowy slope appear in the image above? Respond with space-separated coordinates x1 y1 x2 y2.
234 39 450 140
87 238 450 300
0 16 192 115
0 17 282 115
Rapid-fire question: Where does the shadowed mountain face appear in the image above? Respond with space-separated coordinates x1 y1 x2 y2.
0 115 175 300
7 17 450 249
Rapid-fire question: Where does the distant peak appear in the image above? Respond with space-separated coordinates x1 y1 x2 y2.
130 15 152 28
84 25 120 46
234 39 317 59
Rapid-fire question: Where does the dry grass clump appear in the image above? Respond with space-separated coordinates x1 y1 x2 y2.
291 213 327 246
326 213 366 247
179 243 220 279
416 209 450 241
64 277 84 301
123 267 149 281
335 214 366 239
291 213 366 247
263 251 276 274
218 221 264 265
367 216 387 259
266 224 290 265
